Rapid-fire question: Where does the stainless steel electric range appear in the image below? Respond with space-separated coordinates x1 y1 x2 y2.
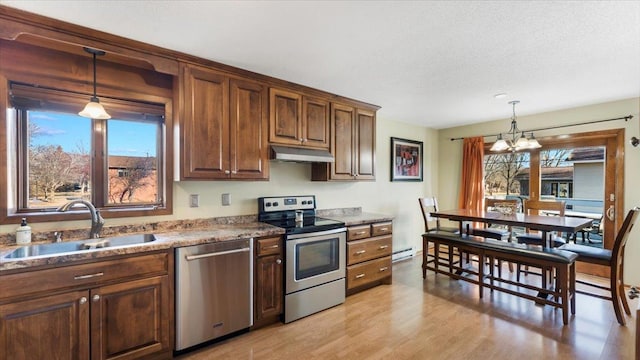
258 195 346 323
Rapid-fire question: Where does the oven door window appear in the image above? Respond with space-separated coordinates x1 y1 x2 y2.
295 238 339 280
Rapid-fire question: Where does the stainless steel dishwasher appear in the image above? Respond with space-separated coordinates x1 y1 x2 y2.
175 238 253 351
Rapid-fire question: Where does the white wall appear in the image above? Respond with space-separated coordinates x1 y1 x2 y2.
437 97 640 285
0 118 439 258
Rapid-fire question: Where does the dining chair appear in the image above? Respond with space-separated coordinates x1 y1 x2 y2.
516 199 567 248
470 198 520 274
418 197 458 234
558 207 639 325
579 215 604 243
419 197 459 278
471 198 519 241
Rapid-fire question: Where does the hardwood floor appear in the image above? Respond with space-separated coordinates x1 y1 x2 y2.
176 255 637 359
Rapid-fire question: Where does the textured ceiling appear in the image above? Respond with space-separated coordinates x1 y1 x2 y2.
2 1 639 128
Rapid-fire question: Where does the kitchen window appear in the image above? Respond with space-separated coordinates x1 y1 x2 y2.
7 83 170 220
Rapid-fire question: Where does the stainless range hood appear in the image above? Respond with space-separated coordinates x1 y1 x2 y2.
271 145 334 163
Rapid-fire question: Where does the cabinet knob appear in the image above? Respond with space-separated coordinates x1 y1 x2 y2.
276 259 282 264
224 170 231 175
79 297 87 305
231 170 237 174
92 294 100 302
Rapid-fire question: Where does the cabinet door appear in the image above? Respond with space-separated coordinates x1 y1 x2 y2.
0 290 89 360
302 96 330 149
255 254 283 320
269 88 302 146
182 65 230 179
355 108 376 180
230 78 269 179
90 276 170 360
331 103 356 180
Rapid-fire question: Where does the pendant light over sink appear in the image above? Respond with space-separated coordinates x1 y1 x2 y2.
78 47 111 119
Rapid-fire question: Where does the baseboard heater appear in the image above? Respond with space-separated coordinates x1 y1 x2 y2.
392 247 415 262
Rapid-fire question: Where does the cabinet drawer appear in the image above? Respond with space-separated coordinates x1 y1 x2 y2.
346 256 392 290
0 252 168 301
371 222 392 236
257 237 282 256
348 225 371 241
347 235 392 265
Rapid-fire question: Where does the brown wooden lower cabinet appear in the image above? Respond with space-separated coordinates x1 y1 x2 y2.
0 252 171 360
346 221 393 295
253 236 284 328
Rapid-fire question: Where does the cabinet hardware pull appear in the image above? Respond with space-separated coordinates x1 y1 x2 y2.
378 245 389 250
264 244 279 249
224 170 231 174
355 274 365 279
79 297 87 304
379 267 389 272
231 170 237 174
379 228 388 231
92 294 100 302
355 231 367 235
74 272 104 280
276 259 282 264
185 247 250 261
355 250 366 255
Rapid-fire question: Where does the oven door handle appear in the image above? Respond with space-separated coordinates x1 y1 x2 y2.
185 247 250 261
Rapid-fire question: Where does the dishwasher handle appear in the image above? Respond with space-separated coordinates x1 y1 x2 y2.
184 247 250 261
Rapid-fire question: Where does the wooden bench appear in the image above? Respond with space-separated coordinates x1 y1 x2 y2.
422 231 578 325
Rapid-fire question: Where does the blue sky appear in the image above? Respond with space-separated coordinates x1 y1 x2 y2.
29 111 157 157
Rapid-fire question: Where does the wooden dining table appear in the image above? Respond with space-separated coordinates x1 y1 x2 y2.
430 208 594 249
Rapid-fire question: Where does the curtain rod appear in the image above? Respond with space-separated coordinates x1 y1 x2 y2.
449 114 633 141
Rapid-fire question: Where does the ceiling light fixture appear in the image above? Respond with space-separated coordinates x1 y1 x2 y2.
493 93 508 99
78 47 111 119
489 100 541 152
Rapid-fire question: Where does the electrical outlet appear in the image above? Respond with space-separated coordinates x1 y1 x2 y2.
189 194 199 208
222 193 231 206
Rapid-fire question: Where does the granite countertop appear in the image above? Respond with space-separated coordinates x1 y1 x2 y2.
0 222 284 272
318 208 394 226
0 207 392 273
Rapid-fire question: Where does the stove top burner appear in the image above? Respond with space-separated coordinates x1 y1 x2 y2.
258 195 345 236
263 216 345 235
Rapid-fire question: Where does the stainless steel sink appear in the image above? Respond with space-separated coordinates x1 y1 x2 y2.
2 234 156 259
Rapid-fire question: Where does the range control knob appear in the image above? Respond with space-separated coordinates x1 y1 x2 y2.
265 202 272 207
273 202 279 207
301 201 307 205
308 200 313 206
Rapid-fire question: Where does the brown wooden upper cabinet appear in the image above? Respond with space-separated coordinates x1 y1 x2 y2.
181 64 269 180
269 88 330 149
312 103 376 181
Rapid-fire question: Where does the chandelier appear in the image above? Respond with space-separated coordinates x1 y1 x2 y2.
489 100 541 152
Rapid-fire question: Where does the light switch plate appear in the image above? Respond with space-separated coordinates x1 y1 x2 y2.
189 194 199 207
222 193 231 206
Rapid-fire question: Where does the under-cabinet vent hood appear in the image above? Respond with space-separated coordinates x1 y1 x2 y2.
271 145 334 163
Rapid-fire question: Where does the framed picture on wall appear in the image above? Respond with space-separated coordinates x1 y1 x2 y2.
390 137 423 182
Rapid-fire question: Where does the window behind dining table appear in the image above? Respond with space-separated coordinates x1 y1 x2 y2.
483 152 530 200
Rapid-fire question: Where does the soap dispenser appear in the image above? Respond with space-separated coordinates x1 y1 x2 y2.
16 218 32 245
